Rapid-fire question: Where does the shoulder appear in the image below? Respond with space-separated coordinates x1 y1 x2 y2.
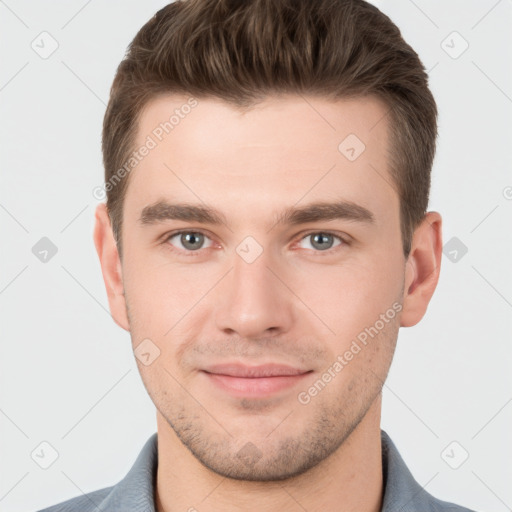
36 486 114 512
381 431 478 512
35 433 158 512
420 493 478 512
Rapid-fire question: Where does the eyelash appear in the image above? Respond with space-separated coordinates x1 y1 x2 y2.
162 229 350 258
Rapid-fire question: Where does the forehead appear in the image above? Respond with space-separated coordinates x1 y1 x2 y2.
124 93 397 229
135 92 389 157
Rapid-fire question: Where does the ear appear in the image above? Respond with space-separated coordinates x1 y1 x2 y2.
400 211 443 327
93 203 130 331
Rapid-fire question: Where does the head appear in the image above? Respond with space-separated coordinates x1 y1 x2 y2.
94 0 442 481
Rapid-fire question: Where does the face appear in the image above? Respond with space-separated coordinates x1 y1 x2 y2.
117 94 407 480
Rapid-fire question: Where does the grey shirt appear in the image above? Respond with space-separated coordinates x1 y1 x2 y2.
37 431 476 512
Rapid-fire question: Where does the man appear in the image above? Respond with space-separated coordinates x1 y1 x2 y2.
39 0 476 510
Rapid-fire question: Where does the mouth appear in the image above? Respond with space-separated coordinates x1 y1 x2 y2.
201 363 313 398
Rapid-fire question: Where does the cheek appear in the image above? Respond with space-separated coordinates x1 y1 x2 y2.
123 228 404 341
290 252 403 341
123 252 208 328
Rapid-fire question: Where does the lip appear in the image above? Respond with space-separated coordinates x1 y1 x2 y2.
201 363 312 398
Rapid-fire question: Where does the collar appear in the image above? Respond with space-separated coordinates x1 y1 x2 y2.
103 430 468 511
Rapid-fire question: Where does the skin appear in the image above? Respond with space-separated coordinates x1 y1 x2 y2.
94 93 442 512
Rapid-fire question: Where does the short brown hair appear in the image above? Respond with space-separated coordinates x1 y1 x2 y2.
102 0 437 258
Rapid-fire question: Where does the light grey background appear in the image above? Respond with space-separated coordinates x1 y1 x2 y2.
1 1 511 511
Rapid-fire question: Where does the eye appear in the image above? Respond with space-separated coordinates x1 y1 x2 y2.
297 232 345 252
166 231 214 252
163 230 347 255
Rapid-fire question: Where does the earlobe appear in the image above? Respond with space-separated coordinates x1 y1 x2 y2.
93 203 130 331
400 212 443 327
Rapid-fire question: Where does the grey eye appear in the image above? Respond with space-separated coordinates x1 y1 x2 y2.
181 232 204 250
168 232 212 251
299 233 342 251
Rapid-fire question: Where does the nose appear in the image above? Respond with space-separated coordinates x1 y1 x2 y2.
213 247 295 340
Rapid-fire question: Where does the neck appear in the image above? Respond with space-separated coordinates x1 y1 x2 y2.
155 398 383 512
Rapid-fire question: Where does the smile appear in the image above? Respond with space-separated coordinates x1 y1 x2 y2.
201 363 313 398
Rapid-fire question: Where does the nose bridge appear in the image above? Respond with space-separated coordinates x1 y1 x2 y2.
213 243 294 338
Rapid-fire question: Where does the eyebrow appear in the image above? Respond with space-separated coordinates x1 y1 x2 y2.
138 199 375 228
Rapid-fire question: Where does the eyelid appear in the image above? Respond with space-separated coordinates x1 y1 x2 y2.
294 229 350 244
